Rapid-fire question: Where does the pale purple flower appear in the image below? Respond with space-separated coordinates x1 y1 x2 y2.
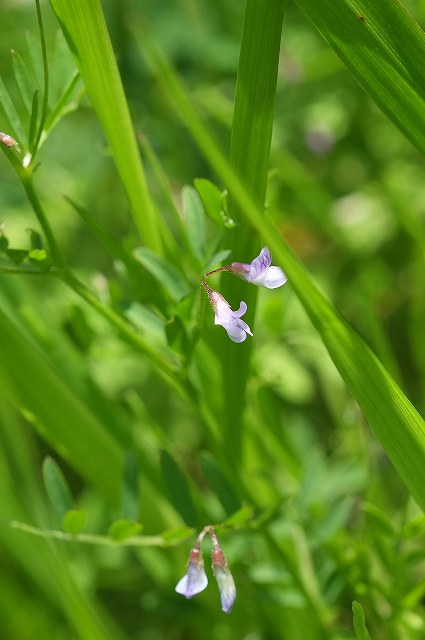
214 297 253 343
175 547 208 598
212 545 236 613
231 247 287 289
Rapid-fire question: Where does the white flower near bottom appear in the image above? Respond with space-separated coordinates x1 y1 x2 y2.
175 547 208 598
214 298 253 343
231 246 287 289
212 545 236 613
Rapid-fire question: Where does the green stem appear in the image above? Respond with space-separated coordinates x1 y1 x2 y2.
220 0 285 465
20 172 66 268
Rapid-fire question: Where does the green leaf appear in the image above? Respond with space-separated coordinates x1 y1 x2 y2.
27 229 44 251
28 248 47 262
6 249 29 265
200 452 240 516
108 519 143 542
0 308 123 502
49 0 161 252
0 75 26 144
294 0 425 156
62 509 88 535
161 526 195 543
165 315 190 354
133 247 192 302
182 185 206 262
42 456 74 518
194 178 223 226
223 505 254 528
28 91 40 154
160 450 197 526
352 601 371 640
121 451 139 521
11 49 37 114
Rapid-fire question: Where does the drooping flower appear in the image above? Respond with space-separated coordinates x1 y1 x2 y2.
211 544 236 613
231 246 287 289
202 282 253 343
175 546 208 599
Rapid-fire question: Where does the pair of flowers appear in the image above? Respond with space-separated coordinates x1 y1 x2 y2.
175 526 236 613
202 247 287 343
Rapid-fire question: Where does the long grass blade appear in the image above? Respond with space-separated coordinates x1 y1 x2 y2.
49 0 162 252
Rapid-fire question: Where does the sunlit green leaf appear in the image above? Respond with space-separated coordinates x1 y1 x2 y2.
62 509 87 535
108 519 143 542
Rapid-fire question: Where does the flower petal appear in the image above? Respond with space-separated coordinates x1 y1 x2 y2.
175 563 208 598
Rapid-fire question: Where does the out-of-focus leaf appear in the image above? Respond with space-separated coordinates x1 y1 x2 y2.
363 502 395 538
165 315 190 354
352 601 371 640
160 450 197 526
121 451 139 521
223 505 254 528
62 509 87 535
0 75 26 144
182 185 206 262
161 526 195 543
11 49 36 113
42 456 74 519
200 451 240 516
6 249 29 265
108 519 143 542
133 247 192 302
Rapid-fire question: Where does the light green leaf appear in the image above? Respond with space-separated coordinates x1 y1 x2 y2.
352 601 371 640
62 509 88 535
108 519 143 542
0 75 26 145
182 186 206 262
194 178 223 226
11 49 37 113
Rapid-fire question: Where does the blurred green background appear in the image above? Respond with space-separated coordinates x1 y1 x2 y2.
1 0 425 638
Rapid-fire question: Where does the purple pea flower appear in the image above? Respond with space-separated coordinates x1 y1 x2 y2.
211 544 236 614
202 283 253 343
214 297 253 343
231 246 287 289
175 547 208 598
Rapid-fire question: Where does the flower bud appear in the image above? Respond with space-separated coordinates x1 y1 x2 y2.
211 544 236 613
